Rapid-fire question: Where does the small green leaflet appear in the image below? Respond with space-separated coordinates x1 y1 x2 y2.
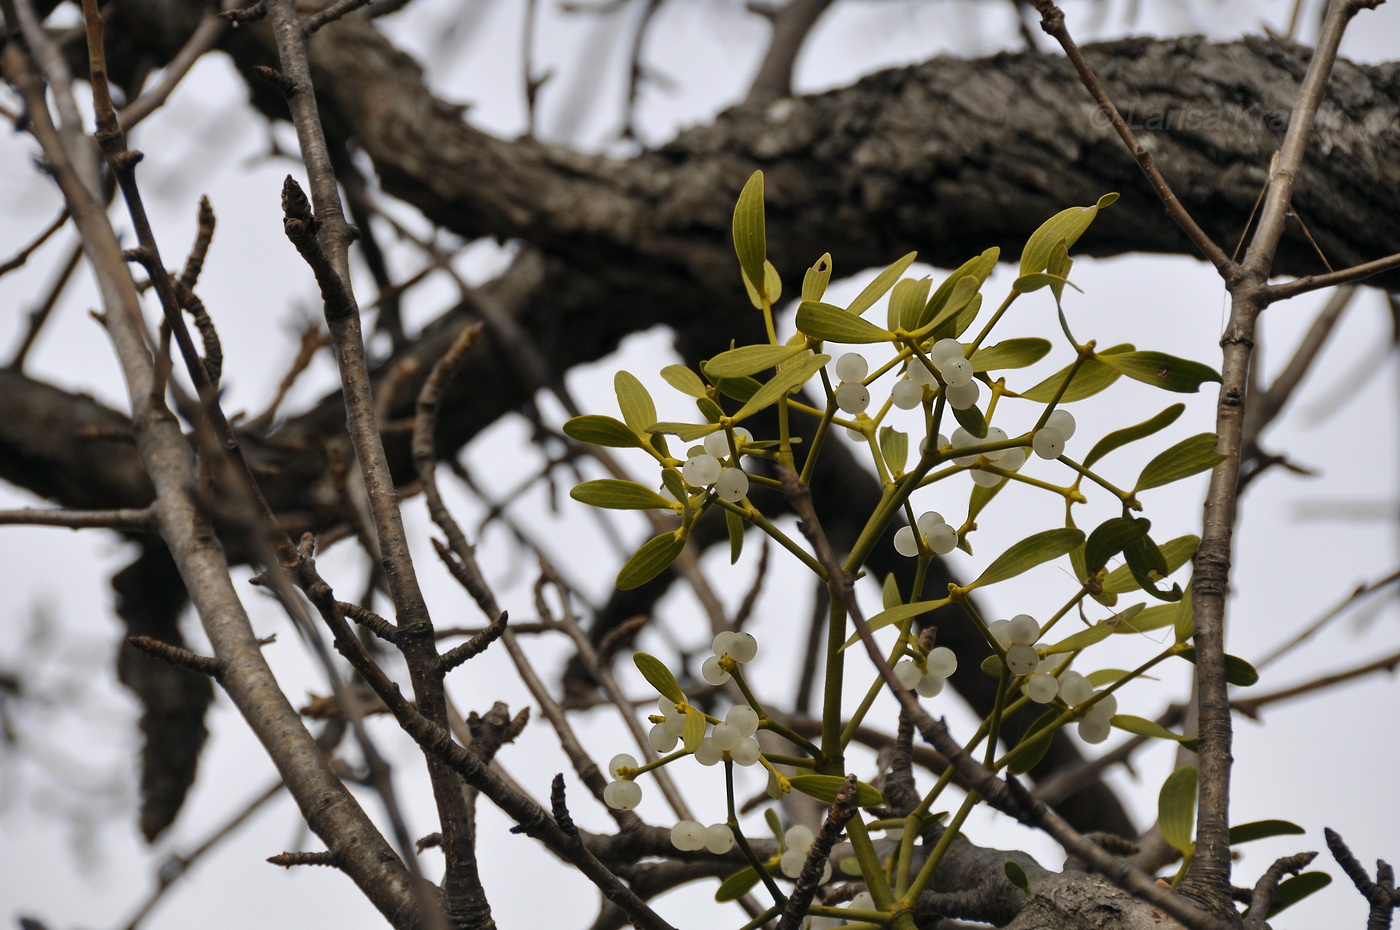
742 260 783 310
1109 603 1177 635
1124 532 1183 602
696 396 725 422
917 248 998 331
615 371 656 435
1044 621 1115 654
788 775 884 807
890 276 932 331
1019 193 1118 277
923 275 980 334
1135 434 1227 493
617 532 686 590
682 704 707 751
1101 535 1197 595
733 353 831 421
716 376 761 403
969 528 1084 589
570 480 675 511
1229 820 1305 845
841 598 952 651
704 343 807 379
725 508 744 564
847 251 918 317
1012 272 1076 294
1084 517 1151 577
802 253 832 302
1096 350 1222 393
1176 647 1259 686
1018 344 1135 403
661 469 687 503
951 402 988 438
650 421 722 441
879 426 908 474
795 300 892 344
1009 709 1060 774
733 170 768 300
715 867 761 902
1256 873 1332 919
970 338 1051 372
1110 715 1198 750
1083 403 1185 469
1004 861 1031 898
1158 765 1198 855
1175 583 1194 642
634 652 683 702
563 415 642 448
660 364 709 398
881 573 902 610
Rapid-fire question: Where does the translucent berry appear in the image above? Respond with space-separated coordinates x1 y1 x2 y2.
917 511 945 536
847 426 868 442
999 446 1028 471
894 659 922 689
729 737 761 766
780 849 807 879
930 338 964 365
604 780 642 810
683 453 722 487
785 825 815 854
936 356 973 387
915 672 945 697
946 380 979 410
703 431 732 459
712 631 738 657
1046 409 1077 440
980 427 1010 462
609 753 638 778
988 618 1014 649
1007 614 1040 645
835 352 868 382
907 358 938 387
672 820 707 851
702 655 731 685
711 722 743 752
1091 692 1118 719
726 704 760 736
925 646 957 678
850 892 875 912
693 738 723 766
891 379 924 409
661 698 688 736
1025 673 1059 703
725 631 758 663
950 428 980 466
706 824 735 854
649 724 678 752
1077 714 1111 744
1032 427 1065 460
970 468 1002 487
716 467 749 502
836 381 871 414
1058 672 1094 707
926 524 958 554
1005 643 1040 677
893 526 920 557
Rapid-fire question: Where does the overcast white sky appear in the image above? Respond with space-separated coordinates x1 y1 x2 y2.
2 1 1398 928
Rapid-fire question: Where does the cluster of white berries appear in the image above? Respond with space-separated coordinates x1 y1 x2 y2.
702 630 759 685
949 427 1027 487
671 820 735 854
604 754 644 810
894 511 958 557
694 703 762 766
893 645 958 697
1032 409 1076 460
681 428 752 503
1052 671 1118 744
779 825 832 882
988 614 1043 677
834 353 872 414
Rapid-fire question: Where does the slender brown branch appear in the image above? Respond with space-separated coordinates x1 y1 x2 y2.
115 12 225 130
1326 828 1400 930
1231 648 1400 720
1267 250 1400 301
1242 851 1317 929
1248 284 1357 434
7 240 83 370
1032 1 1235 277
0 207 68 277
777 774 858 930
744 0 834 106
127 635 224 678
0 506 155 531
302 0 374 34
1255 567 1400 670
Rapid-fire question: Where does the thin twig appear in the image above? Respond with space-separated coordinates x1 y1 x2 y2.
1255 566 1400 670
744 0 833 106
116 12 226 130
1266 251 1400 301
0 208 69 278
1232 647 1400 719
0 507 155 531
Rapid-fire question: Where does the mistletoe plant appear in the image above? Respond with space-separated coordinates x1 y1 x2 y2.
564 171 1304 929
